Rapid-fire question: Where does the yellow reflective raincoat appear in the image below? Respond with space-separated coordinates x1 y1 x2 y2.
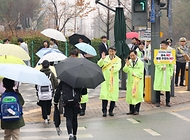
123 59 144 105
97 55 121 101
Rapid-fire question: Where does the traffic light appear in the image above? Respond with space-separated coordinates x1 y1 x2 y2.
132 0 148 27
134 0 147 12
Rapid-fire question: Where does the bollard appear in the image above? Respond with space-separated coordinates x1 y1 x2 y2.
185 68 188 86
145 75 151 102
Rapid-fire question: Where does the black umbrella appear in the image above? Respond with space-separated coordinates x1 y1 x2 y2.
55 57 105 89
53 105 62 136
68 34 91 46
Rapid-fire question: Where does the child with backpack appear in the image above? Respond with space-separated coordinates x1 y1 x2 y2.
36 60 58 124
0 78 25 140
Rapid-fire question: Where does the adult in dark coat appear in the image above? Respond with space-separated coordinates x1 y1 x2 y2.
54 81 87 140
98 36 109 57
131 37 139 50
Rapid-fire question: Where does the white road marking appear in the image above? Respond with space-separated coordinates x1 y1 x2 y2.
0 127 86 133
127 118 139 124
143 129 161 136
170 112 190 123
0 134 93 140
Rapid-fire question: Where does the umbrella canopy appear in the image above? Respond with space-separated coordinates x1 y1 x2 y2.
75 43 97 56
0 44 30 60
126 32 139 39
38 52 67 64
114 7 130 59
0 55 25 65
41 28 66 42
36 48 62 58
55 58 105 89
35 65 57 77
0 64 51 86
69 34 91 46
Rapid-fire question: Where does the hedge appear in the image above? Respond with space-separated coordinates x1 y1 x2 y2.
0 31 102 67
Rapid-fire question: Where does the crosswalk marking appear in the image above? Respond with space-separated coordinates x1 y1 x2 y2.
0 126 93 140
127 118 140 124
170 112 190 123
0 134 93 140
0 127 86 133
143 129 161 136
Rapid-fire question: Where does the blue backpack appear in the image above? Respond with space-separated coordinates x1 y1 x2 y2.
0 92 23 121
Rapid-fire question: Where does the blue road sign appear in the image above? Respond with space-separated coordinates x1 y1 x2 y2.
150 0 155 23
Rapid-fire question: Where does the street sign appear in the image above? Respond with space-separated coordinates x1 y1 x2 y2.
139 28 151 41
154 49 176 64
150 0 155 23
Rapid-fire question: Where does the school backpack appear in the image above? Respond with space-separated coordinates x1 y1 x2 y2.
61 82 77 105
37 73 53 100
0 92 23 121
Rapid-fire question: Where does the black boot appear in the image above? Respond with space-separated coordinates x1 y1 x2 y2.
103 111 107 117
80 110 85 116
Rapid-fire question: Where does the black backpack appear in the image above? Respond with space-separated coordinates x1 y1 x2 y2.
61 82 78 105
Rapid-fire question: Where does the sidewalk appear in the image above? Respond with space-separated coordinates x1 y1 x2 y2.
23 85 190 123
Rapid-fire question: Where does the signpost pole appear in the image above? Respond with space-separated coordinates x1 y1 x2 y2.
151 0 160 103
168 0 174 97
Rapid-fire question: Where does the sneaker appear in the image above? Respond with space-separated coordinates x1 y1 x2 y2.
47 115 50 123
44 119 48 124
180 84 185 87
69 135 74 140
73 136 77 140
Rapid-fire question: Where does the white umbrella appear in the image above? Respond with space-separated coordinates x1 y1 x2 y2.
41 28 66 42
0 64 51 86
38 52 67 64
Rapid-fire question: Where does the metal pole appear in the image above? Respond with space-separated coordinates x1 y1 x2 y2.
31 41 34 67
120 59 126 90
187 62 190 91
65 41 68 57
168 0 174 96
151 0 160 103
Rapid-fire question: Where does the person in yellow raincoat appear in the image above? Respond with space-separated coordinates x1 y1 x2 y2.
154 40 174 107
123 50 144 115
97 46 121 117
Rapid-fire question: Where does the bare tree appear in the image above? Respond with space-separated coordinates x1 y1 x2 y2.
96 0 132 39
46 0 95 33
0 0 42 34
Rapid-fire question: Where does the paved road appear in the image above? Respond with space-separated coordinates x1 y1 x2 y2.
1 102 190 140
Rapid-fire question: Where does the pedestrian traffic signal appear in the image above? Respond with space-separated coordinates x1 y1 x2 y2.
134 0 147 12
132 0 148 27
